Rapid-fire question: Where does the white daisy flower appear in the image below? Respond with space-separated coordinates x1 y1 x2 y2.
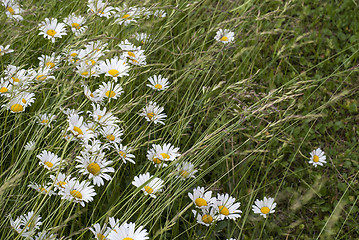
134 32 150 44
38 18 67 43
154 143 180 161
118 40 146 66
34 231 57 240
90 223 109 240
76 62 100 78
83 84 103 103
115 144 135 164
153 9 166 18
309 148 327 167
16 91 36 108
99 56 130 81
63 13 88 36
24 141 36 151
192 207 219 226
49 172 73 191
76 151 114 186
98 81 123 101
85 40 108 54
67 113 95 141
81 139 110 154
28 67 55 82
28 182 56 196
0 78 12 95
147 75 170 91
139 101 166 125
5 65 29 86
20 211 43 231
114 6 140 26
10 214 35 238
78 48 103 65
88 103 119 126
99 125 123 145
0 44 14 56
37 113 57 127
214 29 235 44
87 0 115 18
61 179 96 207
109 222 149 240
3 92 35 113
108 217 120 231
252 196 276 218
215 193 242 220
2 0 23 21
132 172 164 198
188 186 215 209
60 107 83 116
147 147 168 168
37 150 61 170
38 53 61 69
175 161 197 179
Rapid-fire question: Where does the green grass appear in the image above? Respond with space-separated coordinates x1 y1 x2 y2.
1 0 359 239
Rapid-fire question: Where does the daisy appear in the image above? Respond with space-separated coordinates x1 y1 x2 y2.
61 179 96 207
87 0 115 18
34 231 58 240
24 141 36 151
5 65 29 86
37 113 57 127
83 84 103 103
252 196 276 218
38 53 61 69
215 193 242 220
0 44 14 56
76 62 100 78
192 207 219 226
28 182 56 196
16 91 36 108
37 150 61 170
0 78 12 95
115 144 135 164
139 101 166 125
154 143 180 161
147 147 168 168
3 92 35 113
214 29 235 44
60 107 83 116
188 186 215 209
134 33 150 44
114 6 140 26
78 48 103 65
67 113 94 141
175 161 197 179
99 125 123 145
76 151 114 186
97 81 123 101
20 211 43 231
153 9 166 18
147 75 170 91
2 0 23 21
38 18 67 43
88 103 119 126
99 56 130 81
109 222 149 240
118 40 146 66
81 139 110 154
63 13 88 36
132 172 164 198
108 217 120 231
309 148 326 167
28 67 55 82
10 214 35 238
49 172 73 191
90 223 109 240
85 40 108 54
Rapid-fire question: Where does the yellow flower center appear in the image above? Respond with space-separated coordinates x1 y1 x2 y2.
41 119 49 124
313 155 319 162
81 71 89 76
106 134 115 141
154 84 163 89
44 161 53 168
180 170 189 177
73 126 83 135
195 198 207 207
90 93 94 97
105 90 116 98
0 87 8 93
39 187 48 193
128 51 136 58
10 104 24 112
218 205 229 215
260 206 270 214
57 181 66 188
147 112 154 120
97 115 102 120
160 153 170 159
220 36 228 41
87 162 101 175
22 98 27 104
153 157 161 164
7 7 15 15
70 52 78 57
122 14 131 19
70 190 82 199
202 214 213 224
123 238 134 240
71 22 81 30
119 151 126 158
36 74 47 81
46 29 57 37
108 69 120 77
12 77 20 82
130 58 138 63
45 62 55 69
97 233 106 240
144 185 153 194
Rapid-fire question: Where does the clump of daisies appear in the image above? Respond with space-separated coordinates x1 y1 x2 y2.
147 143 180 168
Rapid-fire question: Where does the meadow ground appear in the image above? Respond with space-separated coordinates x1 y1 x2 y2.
0 0 359 239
